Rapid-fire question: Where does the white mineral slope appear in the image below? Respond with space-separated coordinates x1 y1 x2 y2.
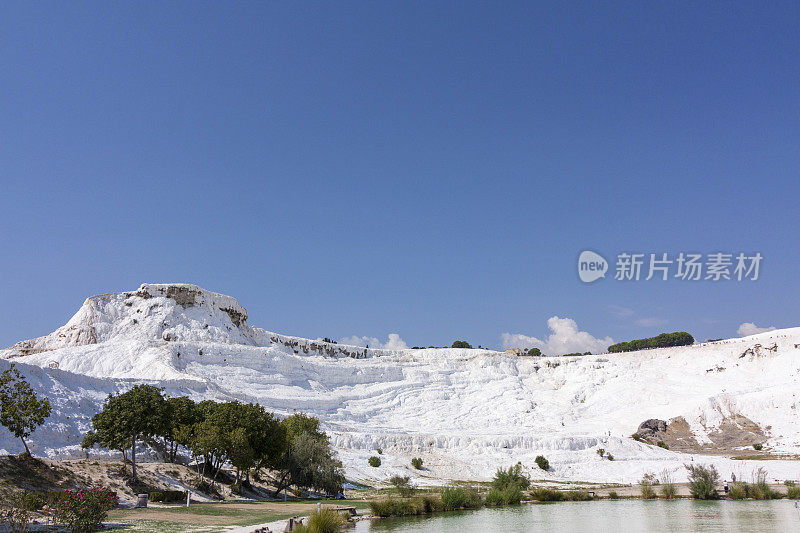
1 283 800 485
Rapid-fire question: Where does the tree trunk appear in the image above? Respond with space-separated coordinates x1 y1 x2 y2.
20 436 31 456
131 435 138 480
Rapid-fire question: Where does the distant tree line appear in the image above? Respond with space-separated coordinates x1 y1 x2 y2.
608 332 694 353
82 385 344 496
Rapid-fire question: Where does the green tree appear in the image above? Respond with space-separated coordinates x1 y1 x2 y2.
271 414 344 497
525 348 541 356
451 341 473 349
0 364 52 456
85 385 170 479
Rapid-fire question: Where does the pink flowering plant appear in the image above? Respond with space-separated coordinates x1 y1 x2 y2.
53 488 118 532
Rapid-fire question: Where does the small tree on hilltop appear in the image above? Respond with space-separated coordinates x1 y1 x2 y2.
451 341 473 349
0 364 52 456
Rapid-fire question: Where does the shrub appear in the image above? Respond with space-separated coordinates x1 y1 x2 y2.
53 488 118 532
631 433 641 442
411 457 423 470
787 485 800 499
529 487 564 501
728 482 748 500
368 456 381 467
534 455 550 471
565 490 593 501
596 448 605 457
293 508 347 533
752 467 776 499
5 492 39 533
376 448 383 455
685 464 719 500
606 454 614 461
149 490 186 503
753 443 763 451
659 470 677 499
440 487 482 511
492 463 530 491
230 482 242 495
418 494 443 513
451 341 473 349
485 486 523 506
640 482 656 499
657 441 669 450
607 491 619 499
389 476 415 497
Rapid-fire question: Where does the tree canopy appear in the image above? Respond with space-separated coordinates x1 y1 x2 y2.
608 332 694 353
0 364 51 456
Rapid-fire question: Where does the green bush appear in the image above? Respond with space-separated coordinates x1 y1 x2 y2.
529 487 564 501
485 486 523 506
752 467 777 499
440 486 482 511
640 473 657 499
418 494 443 513
753 443 763 451
376 448 383 455
596 448 605 457
728 482 748 500
53 488 118 532
660 483 677 499
786 485 800 499
389 476 415 497
564 490 593 501
369 495 442 518
631 433 641 441
607 491 619 499
685 464 719 500
659 470 677 499
149 490 186 503
606 454 614 461
657 441 669 449
411 457 423 470
451 341 473 349
368 456 381 467
491 463 530 491
293 508 347 533
534 455 550 471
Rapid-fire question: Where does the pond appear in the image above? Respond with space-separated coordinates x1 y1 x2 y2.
354 500 800 532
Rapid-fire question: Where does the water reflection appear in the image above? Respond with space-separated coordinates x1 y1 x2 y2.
355 500 800 533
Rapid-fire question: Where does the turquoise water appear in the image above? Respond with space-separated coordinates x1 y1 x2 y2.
355 500 800 532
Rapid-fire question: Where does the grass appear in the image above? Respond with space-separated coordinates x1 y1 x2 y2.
293 508 348 533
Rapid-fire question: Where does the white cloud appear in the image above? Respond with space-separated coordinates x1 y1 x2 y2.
737 322 776 337
339 333 408 350
634 317 668 327
501 316 613 356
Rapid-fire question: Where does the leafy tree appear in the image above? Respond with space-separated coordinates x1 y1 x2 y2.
451 341 473 349
272 424 345 497
161 396 202 463
608 332 694 353
525 348 541 357
85 385 170 479
0 364 52 456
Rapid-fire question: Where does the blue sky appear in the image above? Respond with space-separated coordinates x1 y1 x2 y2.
1 2 798 353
